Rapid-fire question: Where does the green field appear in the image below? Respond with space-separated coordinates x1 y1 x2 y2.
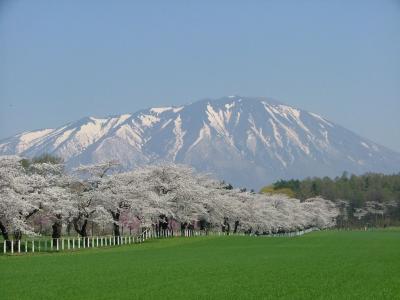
1 230 400 299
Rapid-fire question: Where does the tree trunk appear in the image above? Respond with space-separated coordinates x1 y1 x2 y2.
233 221 239 233
222 218 230 234
113 223 120 237
73 218 88 237
80 220 88 237
66 222 71 236
111 211 120 236
0 222 12 251
0 221 9 241
13 229 22 241
52 215 62 245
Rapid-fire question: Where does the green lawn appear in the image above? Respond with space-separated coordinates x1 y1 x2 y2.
1 230 400 299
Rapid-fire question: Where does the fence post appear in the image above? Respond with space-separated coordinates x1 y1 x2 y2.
11 240 13 254
3 240 6 254
51 239 53 250
18 240 20 253
32 240 35 253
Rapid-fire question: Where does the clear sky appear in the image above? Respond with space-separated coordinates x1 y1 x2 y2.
1 0 399 151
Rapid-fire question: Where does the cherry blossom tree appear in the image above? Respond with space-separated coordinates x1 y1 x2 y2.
1 156 340 241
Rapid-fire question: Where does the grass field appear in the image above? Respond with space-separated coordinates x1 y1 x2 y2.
1 230 400 299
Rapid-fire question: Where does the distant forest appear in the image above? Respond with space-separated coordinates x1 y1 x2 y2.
261 172 400 228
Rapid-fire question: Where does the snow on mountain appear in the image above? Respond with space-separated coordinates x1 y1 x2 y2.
1 96 399 189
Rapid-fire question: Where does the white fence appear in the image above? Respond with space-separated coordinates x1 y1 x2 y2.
252 227 319 237
1 227 318 255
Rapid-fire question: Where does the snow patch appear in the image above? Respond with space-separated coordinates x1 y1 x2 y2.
139 114 160 127
65 117 114 154
275 105 311 134
53 129 75 148
264 104 310 155
225 102 235 110
248 115 271 148
19 129 54 145
206 103 234 146
235 112 241 126
169 115 186 160
89 117 108 123
16 129 54 152
161 119 173 129
116 124 143 149
275 153 287 167
114 114 131 127
188 123 211 152
361 142 370 149
246 132 257 155
150 107 172 114
320 129 329 144
173 106 184 113
309 112 333 127
268 119 283 148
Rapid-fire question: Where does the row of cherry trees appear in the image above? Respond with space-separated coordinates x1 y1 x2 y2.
0 155 339 242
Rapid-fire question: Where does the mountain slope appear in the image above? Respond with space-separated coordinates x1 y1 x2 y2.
1 96 399 189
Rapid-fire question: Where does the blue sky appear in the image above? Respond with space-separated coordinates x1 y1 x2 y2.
1 0 399 151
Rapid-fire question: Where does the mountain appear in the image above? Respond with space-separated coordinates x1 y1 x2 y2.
1 96 400 189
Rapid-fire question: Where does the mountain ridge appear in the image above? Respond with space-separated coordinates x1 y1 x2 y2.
1 96 399 189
